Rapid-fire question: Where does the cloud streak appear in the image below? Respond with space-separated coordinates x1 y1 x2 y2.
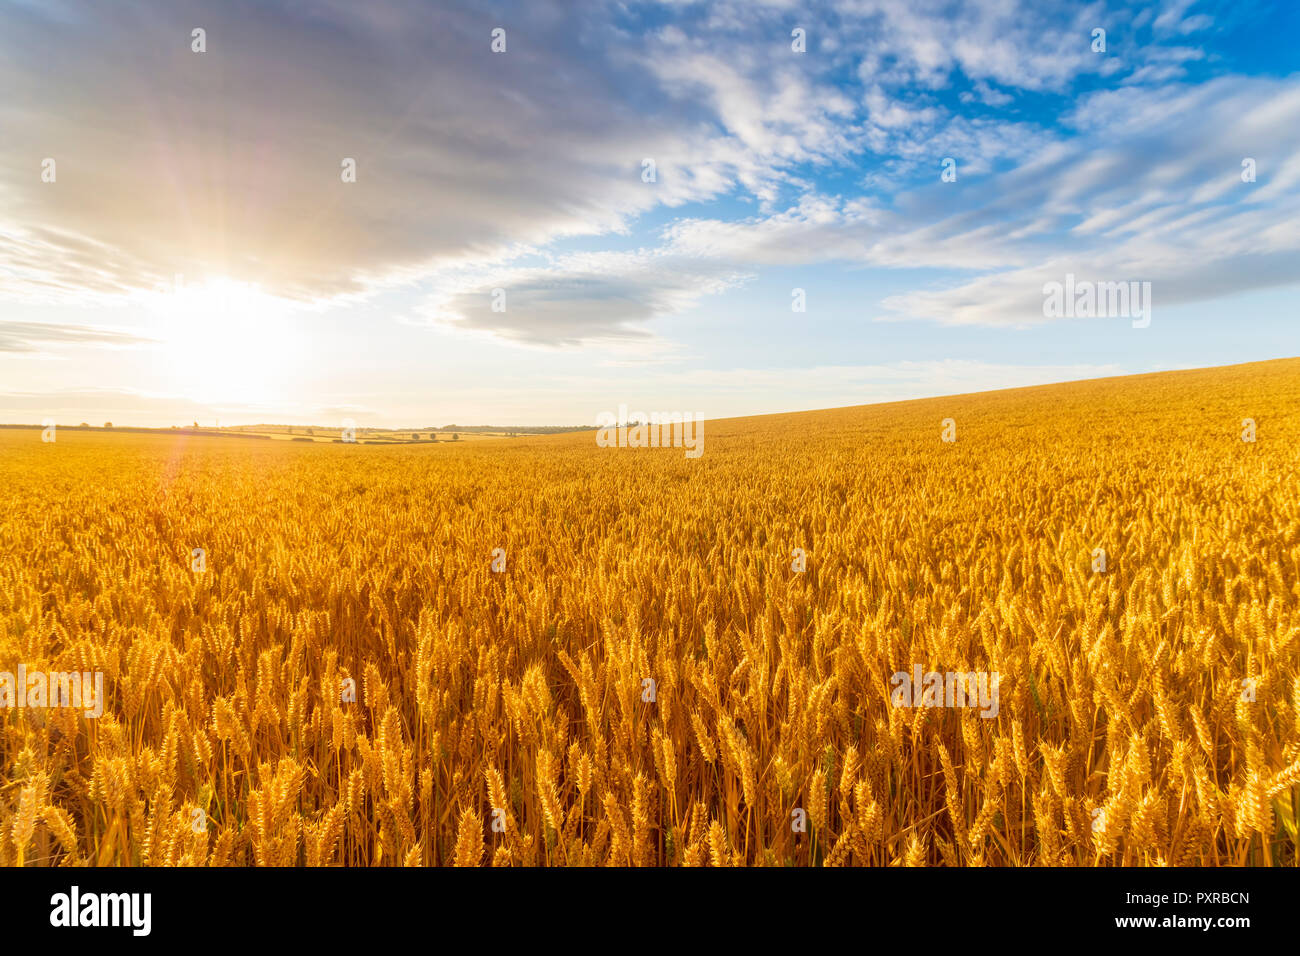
0 320 152 353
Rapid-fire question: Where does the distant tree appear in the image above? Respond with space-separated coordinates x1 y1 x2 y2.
306 428 314 436
104 422 113 428
193 421 199 428
78 422 89 428
428 433 437 441
453 433 460 441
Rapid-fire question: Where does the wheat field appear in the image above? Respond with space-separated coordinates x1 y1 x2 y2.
1 358 1297 866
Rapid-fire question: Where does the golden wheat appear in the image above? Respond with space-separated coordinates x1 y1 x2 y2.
0 358 1297 866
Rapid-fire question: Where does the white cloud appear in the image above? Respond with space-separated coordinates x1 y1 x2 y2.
416 250 753 346
0 320 152 353
642 74 1300 328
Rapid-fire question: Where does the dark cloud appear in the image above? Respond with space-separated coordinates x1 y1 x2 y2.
0 0 721 303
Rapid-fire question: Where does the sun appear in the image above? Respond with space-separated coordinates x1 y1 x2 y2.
143 278 302 406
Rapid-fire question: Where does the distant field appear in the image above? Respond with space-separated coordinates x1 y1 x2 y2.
0 424 529 444
229 427 509 444
1 357 1297 866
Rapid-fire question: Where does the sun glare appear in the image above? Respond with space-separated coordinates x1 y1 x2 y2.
143 278 302 407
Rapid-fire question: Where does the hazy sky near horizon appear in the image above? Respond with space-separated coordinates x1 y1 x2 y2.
1 0 1297 427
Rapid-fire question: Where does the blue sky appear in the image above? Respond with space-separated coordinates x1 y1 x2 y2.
0 0 1296 427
